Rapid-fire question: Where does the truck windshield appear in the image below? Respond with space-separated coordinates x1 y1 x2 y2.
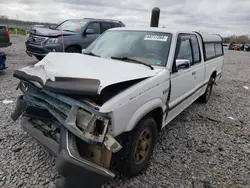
56 19 87 32
84 30 172 66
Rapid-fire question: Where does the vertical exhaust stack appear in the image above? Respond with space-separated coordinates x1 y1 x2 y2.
150 7 160 27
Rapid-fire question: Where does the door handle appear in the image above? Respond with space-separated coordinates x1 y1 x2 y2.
192 71 196 75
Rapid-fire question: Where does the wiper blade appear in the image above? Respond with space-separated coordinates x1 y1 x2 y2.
111 56 154 70
83 52 100 57
63 29 75 32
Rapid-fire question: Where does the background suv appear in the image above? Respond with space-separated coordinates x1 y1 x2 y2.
26 18 125 60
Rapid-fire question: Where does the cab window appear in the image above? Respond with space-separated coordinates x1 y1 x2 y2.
173 34 201 72
190 35 201 64
101 23 113 33
113 23 122 27
176 35 193 63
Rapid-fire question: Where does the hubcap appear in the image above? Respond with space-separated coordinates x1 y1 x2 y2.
134 129 152 165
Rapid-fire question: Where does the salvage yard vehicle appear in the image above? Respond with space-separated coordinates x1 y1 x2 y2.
245 44 250 51
0 26 12 48
11 27 224 188
229 43 241 51
26 18 125 61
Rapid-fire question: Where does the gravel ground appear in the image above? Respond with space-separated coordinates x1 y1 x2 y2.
0 36 250 188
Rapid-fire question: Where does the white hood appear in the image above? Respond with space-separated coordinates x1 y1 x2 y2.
19 53 162 94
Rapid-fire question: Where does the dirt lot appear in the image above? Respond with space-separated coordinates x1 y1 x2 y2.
0 35 249 188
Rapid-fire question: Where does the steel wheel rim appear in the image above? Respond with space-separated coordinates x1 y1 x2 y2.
134 128 152 165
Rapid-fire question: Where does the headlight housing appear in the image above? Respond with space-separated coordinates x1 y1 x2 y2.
46 37 62 44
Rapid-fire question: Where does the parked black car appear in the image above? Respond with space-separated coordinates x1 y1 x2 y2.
245 44 250 52
26 18 125 60
0 26 12 48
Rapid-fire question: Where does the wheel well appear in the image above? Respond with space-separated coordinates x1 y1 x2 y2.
211 71 217 79
146 107 163 132
66 45 82 52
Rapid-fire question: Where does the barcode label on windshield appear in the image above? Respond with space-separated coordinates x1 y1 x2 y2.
144 35 168 42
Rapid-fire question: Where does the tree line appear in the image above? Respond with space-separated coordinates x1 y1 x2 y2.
0 15 56 29
223 35 250 44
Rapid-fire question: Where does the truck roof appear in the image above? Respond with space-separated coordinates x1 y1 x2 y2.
110 27 222 42
83 18 124 24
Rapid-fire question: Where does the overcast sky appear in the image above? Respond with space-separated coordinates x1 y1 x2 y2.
0 0 250 36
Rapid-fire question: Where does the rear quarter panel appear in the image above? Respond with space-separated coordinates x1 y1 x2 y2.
200 56 223 95
205 56 223 81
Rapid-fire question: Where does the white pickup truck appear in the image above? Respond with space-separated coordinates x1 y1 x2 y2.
11 27 224 188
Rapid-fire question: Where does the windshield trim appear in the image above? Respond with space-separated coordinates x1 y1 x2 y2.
84 30 173 67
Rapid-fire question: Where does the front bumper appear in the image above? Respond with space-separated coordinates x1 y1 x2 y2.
26 42 64 57
20 117 115 188
11 81 118 188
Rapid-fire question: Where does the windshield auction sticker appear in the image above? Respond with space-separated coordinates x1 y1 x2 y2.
144 35 168 42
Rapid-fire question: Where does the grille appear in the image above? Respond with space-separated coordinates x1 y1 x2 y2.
23 84 109 144
27 35 48 46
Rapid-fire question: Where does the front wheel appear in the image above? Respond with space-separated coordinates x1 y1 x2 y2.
35 56 43 61
65 46 81 53
199 77 215 103
113 116 158 177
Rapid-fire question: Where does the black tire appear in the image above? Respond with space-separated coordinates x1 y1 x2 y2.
199 77 215 103
65 46 81 53
113 116 158 177
35 56 43 61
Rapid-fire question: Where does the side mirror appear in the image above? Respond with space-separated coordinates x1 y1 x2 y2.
176 59 190 70
85 29 94 35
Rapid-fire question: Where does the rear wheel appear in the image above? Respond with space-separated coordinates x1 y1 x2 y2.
199 77 215 103
35 56 43 61
113 116 158 177
65 46 81 53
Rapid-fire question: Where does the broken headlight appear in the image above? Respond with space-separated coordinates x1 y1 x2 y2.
76 109 122 155
76 109 92 130
76 109 109 136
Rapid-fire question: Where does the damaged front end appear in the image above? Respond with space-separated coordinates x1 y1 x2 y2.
11 79 122 188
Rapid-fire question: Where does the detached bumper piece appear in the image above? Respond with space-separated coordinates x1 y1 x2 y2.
56 128 115 188
20 118 114 188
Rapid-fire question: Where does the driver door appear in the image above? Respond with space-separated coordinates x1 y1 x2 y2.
82 22 100 48
165 34 196 124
